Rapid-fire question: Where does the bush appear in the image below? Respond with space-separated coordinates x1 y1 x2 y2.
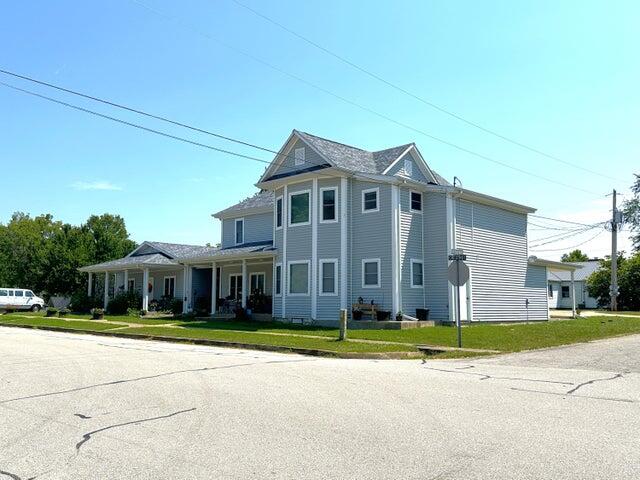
127 308 141 317
70 290 101 313
58 308 70 317
169 298 183 315
247 293 272 314
90 308 104 319
107 291 142 315
46 307 58 317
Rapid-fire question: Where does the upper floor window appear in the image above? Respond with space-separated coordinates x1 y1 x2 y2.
275 196 283 229
410 191 422 212
321 187 337 222
362 259 381 288
362 187 379 213
289 191 310 226
404 158 413 177
294 147 305 166
235 218 244 245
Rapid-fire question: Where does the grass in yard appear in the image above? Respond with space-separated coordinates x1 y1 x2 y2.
0 316 122 331
114 325 415 353
1 311 183 325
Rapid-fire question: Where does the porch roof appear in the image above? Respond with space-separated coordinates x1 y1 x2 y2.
184 241 276 264
79 253 180 273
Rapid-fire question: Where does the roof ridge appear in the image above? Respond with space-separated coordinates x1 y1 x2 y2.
147 240 208 248
297 130 371 153
373 143 414 154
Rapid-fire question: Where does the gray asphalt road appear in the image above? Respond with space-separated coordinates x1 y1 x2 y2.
1 327 639 480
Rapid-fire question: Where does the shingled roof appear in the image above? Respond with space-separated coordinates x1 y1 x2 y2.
214 190 274 218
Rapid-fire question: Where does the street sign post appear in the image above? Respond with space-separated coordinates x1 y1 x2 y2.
448 249 469 348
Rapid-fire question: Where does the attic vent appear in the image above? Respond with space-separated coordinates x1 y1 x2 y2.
295 147 305 166
404 158 413 176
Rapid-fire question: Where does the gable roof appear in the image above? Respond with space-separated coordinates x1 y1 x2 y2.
260 130 450 185
548 260 602 282
79 253 179 272
213 190 274 218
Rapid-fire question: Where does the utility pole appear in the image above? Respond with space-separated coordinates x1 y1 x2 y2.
611 189 618 311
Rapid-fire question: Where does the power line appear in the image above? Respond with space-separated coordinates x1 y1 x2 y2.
529 214 603 227
229 0 625 184
529 224 603 248
530 229 605 252
529 225 598 245
125 0 605 197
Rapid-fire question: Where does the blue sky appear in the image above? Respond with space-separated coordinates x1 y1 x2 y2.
1 0 637 259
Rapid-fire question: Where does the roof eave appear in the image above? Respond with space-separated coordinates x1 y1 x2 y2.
212 205 273 220
528 256 583 271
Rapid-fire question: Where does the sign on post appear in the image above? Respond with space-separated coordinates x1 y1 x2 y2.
448 249 468 348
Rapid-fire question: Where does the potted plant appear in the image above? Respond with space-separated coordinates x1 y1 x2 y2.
58 308 70 318
91 308 104 320
352 307 363 320
396 311 404 321
45 307 58 318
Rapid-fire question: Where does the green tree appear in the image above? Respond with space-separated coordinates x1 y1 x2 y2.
561 249 589 262
586 252 640 310
623 174 640 252
85 214 137 262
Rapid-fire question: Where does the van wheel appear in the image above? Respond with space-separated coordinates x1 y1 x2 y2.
31 305 41 312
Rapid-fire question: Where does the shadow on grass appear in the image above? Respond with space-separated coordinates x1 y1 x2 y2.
183 318 337 335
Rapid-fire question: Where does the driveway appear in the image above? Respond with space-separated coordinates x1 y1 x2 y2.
1 327 639 479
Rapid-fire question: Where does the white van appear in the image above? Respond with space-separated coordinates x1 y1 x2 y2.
0 288 46 311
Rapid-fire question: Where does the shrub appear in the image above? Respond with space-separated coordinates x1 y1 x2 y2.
247 293 272 314
127 308 141 317
90 308 104 319
58 308 70 317
70 290 101 313
194 296 210 315
234 306 248 320
139 309 147 316
107 291 142 315
169 298 183 315
46 307 58 317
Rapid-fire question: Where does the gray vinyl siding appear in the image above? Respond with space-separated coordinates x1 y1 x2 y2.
455 200 547 321
122 269 184 302
350 180 393 311
273 186 284 318
386 151 429 183
283 181 313 319
423 192 450 320
221 212 273 248
317 178 342 320
399 187 426 317
272 138 327 178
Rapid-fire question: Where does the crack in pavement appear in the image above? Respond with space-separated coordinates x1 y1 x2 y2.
510 387 636 404
421 364 574 385
0 358 313 405
566 373 623 394
0 470 22 480
75 407 196 452
73 413 91 419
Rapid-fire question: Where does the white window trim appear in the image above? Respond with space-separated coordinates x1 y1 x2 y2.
228 273 243 299
319 259 338 296
249 272 266 294
410 190 423 214
288 189 311 227
163 275 176 297
404 158 413 177
362 258 381 288
294 147 305 166
319 187 338 224
275 196 283 230
410 259 424 288
287 260 311 296
274 262 283 296
361 187 380 213
234 217 244 245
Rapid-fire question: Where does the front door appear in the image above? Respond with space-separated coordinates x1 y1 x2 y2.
148 277 154 300
250 273 265 295
229 274 242 301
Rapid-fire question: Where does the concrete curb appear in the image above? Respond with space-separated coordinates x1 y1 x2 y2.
0 322 427 360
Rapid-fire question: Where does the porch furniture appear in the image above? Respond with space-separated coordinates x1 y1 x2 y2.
352 303 378 320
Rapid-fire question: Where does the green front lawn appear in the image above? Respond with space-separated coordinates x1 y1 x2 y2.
0 316 122 331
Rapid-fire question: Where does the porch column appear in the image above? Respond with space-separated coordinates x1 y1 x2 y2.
103 272 109 308
124 270 129 292
187 266 193 312
211 262 217 315
570 270 576 318
87 272 93 297
182 265 189 314
241 259 247 309
142 268 149 311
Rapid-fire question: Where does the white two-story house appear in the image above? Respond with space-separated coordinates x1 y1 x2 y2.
81 129 576 324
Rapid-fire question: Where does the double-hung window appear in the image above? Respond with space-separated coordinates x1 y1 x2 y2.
410 260 423 288
274 263 282 296
275 196 283 229
163 276 176 297
362 259 380 288
320 187 337 222
289 191 310 226
250 273 265 295
319 259 337 295
235 218 244 245
561 286 570 298
410 191 422 212
362 188 379 213
288 261 309 295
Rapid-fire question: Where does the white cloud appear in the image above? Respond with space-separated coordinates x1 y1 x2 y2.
71 181 123 191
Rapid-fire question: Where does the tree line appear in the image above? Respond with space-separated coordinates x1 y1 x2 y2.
0 212 136 298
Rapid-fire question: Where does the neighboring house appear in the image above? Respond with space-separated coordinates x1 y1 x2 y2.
80 129 576 325
548 260 601 309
